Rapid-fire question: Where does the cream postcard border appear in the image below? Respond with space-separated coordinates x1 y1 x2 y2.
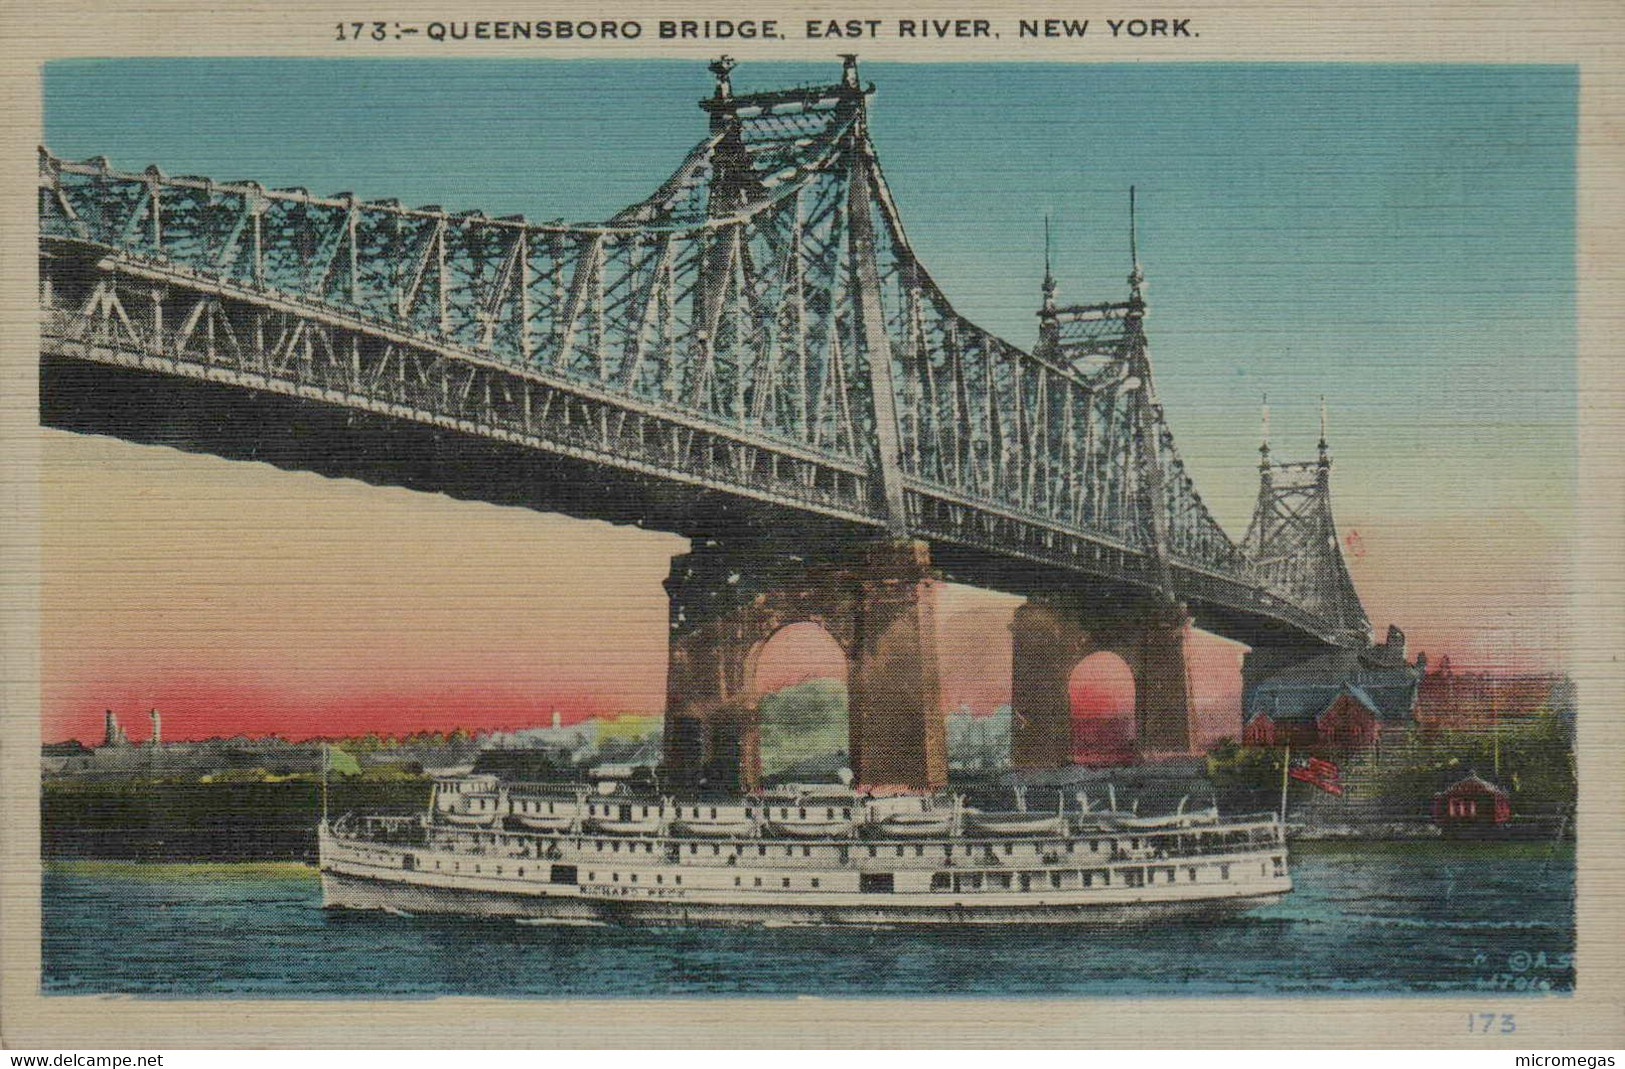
1 0 1620 1049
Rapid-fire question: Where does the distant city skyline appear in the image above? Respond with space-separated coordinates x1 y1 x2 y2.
41 59 1577 744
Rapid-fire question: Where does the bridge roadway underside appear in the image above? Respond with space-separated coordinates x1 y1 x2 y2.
41 352 1340 788
39 351 866 547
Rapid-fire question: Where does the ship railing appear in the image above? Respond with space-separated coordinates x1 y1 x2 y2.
360 813 424 827
351 813 430 845
397 811 1287 855
505 783 589 798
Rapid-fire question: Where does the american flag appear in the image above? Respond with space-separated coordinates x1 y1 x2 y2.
1289 756 1343 795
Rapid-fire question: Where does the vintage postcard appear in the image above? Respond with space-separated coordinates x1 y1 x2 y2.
1 0 1621 1051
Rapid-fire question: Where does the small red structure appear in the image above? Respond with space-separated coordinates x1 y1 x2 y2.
1432 772 1512 827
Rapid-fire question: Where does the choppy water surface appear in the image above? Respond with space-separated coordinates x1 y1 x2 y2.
42 842 1574 997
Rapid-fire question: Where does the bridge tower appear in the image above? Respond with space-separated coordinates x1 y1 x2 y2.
1238 399 1372 700
662 57 945 793
1010 191 1196 768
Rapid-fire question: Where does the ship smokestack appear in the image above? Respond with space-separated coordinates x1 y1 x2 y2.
149 707 162 748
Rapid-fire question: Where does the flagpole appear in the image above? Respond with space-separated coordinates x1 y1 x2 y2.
1279 743 1291 832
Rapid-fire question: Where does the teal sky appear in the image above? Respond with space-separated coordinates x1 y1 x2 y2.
43 58 1577 532
41 59 1579 670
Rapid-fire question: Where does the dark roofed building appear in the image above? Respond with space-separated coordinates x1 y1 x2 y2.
1242 627 1420 753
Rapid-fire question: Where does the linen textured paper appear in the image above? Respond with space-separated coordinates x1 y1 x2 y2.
1 0 1621 1050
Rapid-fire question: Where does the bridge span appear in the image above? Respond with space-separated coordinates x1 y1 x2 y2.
38 57 1372 788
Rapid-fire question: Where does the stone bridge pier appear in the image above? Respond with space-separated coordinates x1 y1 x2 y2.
662 537 945 793
1009 595 1196 769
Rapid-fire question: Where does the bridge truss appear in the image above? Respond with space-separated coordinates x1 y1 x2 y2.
37 56 1370 649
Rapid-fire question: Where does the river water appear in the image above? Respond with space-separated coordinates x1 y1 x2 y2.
42 842 1574 998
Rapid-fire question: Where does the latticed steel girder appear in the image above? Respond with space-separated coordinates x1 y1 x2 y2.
35 58 1370 648
1241 455 1371 644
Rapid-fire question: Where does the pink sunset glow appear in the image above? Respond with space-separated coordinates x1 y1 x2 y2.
40 431 1572 746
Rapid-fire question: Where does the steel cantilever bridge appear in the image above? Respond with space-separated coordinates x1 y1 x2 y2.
38 57 1373 789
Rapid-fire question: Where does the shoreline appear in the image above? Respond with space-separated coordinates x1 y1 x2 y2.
39 773 1574 862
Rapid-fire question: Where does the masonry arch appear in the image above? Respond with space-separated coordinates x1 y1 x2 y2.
747 622 851 784
1069 651 1137 766
663 539 944 791
1009 596 1195 768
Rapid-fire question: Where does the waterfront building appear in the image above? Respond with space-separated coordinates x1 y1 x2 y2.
1241 628 1420 753
1432 772 1512 828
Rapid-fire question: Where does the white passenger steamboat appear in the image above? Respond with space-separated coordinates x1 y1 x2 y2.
319 772 1292 926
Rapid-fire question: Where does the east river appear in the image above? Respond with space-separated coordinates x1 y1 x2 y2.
41 841 1574 997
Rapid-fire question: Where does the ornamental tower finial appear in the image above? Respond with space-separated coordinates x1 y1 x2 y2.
709 56 737 100
1317 395 1332 481
1259 393 1272 472
1041 214 1057 313
1128 185 1144 303
840 53 861 90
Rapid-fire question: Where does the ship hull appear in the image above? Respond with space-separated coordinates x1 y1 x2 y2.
325 786 1293 929
321 868 1284 927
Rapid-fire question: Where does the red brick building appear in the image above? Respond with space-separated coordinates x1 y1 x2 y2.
1242 683 1389 752
1432 772 1512 827
1241 629 1419 754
